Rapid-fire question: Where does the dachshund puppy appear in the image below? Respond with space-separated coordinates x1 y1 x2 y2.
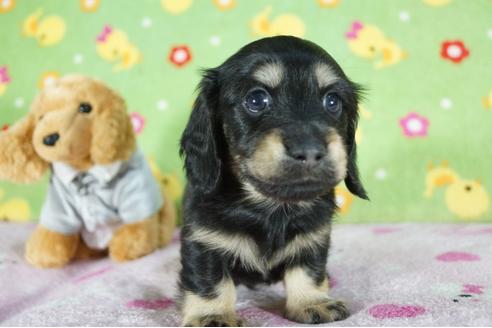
179 36 368 326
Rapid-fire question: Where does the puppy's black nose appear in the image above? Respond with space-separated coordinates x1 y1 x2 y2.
43 133 60 146
286 142 326 166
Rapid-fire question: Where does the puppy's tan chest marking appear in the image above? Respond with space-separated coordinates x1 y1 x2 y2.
188 224 331 273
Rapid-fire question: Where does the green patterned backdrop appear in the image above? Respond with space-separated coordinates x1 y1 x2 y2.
0 0 491 223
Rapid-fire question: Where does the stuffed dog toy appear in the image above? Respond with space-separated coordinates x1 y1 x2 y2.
178 36 368 326
0 75 176 268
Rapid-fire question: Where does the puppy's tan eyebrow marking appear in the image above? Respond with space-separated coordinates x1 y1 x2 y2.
315 63 339 88
253 62 284 88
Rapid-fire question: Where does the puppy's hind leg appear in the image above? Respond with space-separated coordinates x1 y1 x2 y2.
284 266 349 324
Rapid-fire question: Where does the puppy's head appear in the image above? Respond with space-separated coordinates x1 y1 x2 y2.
181 36 367 202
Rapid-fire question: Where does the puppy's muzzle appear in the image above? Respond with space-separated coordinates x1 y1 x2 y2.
43 132 60 146
285 139 327 168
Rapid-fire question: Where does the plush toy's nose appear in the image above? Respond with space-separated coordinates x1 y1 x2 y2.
43 133 60 146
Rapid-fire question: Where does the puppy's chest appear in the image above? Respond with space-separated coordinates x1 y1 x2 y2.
190 212 331 274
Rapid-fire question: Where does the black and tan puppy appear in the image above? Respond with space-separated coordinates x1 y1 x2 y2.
178 36 368 326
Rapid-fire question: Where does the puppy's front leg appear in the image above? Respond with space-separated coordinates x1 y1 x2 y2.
284 266 349 324
179 240 243 327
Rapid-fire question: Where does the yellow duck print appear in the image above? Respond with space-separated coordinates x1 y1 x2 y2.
482 89 492 111
161 0 192 14
424 161 490 220
346 21 407 69
422 0 452 6
317 0 340 8
213 0 236 11
96 25 142 72
0 0 15 13
251 6 305 38
335 187 354 215
22 9 66 47
0 189 32 222
148 159 184 203
79 0 100 12
445 180 489 220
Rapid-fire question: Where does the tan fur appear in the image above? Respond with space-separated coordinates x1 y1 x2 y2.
1 75 175 268
109 214 161 262
158 188 177 247
326 131 348 182
74 239 107 260
248 129 285 180
25 226 80 268
188 227 264 272
0 115 49 183
253 62 284 88
269 224 331 267
284 266 347 323
188 223 331 273
314 63 339 88
242 181 316 209
284 267 328 308
90 90 136 165
182 278 241 326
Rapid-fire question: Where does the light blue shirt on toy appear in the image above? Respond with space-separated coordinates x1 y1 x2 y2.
39 148 163 250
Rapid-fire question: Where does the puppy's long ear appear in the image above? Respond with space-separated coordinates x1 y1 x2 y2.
0 114 48 183
91 87 136 164
180 69 222 195
344 85 369 200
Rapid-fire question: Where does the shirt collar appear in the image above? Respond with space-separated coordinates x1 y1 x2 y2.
52 160 124 186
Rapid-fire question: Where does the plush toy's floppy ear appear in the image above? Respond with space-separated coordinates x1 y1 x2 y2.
180 69 222 195
0 114 48 183
90 88 136 164
344 86 369 200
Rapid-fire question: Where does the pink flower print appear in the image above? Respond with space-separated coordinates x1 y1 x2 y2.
436 251 481 262
0 66 11 84
399 112 429 138
368 304 426 319
462 284 484 295
130 112 145 134
96 25 113 43
126 298 174 310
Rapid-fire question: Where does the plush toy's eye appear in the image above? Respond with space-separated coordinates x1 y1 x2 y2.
323 93 342 118
79 103 92 114
244 89 271 113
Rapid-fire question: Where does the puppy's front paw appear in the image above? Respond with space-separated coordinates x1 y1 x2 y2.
286 299 349 324
184 314 244 327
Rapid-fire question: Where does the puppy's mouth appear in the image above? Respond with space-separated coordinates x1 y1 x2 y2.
242 172 335 203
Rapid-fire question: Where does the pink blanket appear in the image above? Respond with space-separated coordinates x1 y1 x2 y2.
1 223 491 326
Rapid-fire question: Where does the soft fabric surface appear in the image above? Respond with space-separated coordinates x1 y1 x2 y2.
1 0 492 223
1 222 491 326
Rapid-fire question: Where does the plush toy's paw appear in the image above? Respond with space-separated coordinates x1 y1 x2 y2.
73 239 106 260
25 226 79 268
109 216 159 262
286 298 349 324
184 314 244 327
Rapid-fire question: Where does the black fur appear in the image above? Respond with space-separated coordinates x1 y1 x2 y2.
178 36 368 324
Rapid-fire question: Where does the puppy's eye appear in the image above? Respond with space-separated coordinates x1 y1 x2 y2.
323 93 341 118
244 89 271 113
79 103 92 114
